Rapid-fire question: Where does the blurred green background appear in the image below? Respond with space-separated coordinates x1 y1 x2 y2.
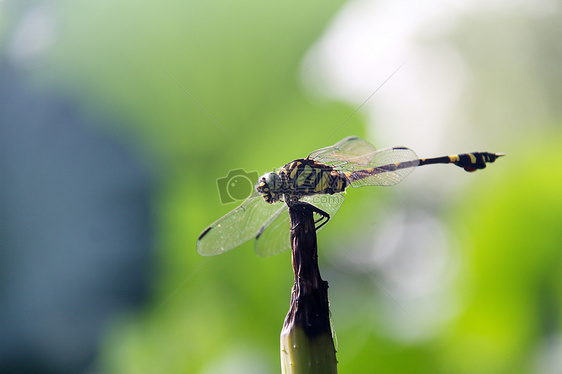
1 0 561 373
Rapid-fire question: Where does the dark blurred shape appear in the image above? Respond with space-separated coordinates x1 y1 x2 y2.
0 63 154 373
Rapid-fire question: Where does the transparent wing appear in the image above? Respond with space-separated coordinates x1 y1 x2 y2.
197 191 286 256
310 136 419 187
308 136 377 169
254 193 345 257
301 193 345 225
254 208 290 257
344 147 419 187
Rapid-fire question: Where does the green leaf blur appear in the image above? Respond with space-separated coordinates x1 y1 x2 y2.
8 1 561 373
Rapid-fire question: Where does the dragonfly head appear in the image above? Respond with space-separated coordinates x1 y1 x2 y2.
256 172 282 204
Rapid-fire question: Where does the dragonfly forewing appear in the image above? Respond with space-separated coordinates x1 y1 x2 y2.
308 136 377 169
197 191 285 256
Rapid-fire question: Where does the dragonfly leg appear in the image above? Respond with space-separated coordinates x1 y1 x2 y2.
290 202 330 231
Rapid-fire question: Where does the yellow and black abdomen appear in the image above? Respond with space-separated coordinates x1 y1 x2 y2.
281 159 348 198
419 152 503 172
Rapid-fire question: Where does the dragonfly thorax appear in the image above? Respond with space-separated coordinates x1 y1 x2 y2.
256 158 349 205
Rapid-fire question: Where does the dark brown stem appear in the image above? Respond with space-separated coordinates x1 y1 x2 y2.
283 203 332 337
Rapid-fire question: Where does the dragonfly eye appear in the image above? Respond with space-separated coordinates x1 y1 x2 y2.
265 172 281 189
256 172 281 203
256 172 281 190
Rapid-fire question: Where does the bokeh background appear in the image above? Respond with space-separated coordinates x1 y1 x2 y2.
1 0 561 373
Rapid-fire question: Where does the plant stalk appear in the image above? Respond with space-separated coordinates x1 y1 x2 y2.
280 203 337 374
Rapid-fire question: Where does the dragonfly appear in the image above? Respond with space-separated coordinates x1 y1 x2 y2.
197 136 504 257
